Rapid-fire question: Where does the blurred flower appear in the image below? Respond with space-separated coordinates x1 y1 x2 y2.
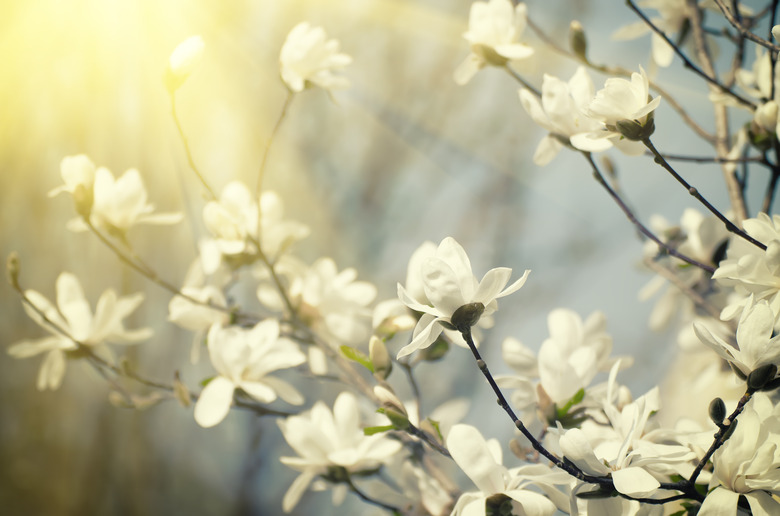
199 182 309 273
447 424 557 516
695 298 780 379
397 237 530 358
519 67 610 164
454 0 534 85
8 272 151 390
277 391 402 512
194 319 306 428
279 22 352 93
699 393 780 515
612 0 689 67
166 35 204 91
48 154 95 200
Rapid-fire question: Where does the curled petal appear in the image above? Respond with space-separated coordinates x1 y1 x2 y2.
194 376 235 428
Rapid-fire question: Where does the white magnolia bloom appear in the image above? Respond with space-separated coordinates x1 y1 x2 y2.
200 182 309 273
519 67 611 164
699 393 780 515
396 237 530 358
712 213 780 322
52 155 183 236
695 298 780 379
167 35 204 89
8 272 152 390
612 0 689 67
447 424 557 516
537 309 616 405
736 47 778 100
454 0 534 85
277 391 403 512
559 384 695 499
279 22 352 93
573 67 661 154
194 319 306 428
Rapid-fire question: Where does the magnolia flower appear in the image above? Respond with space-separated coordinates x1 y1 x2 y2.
447 424 557 516
454 0 534 85
519 67 611 164
695 298 780 380
8 272 152 390
612 0 690 67
277 391 403 512
736 46 778 100
713 213 780 322
699 393 780 515
573 67 661 154
537 309 616 405
397 237 530 358
166 35 205 91
51 155 182 236
279 22 352 93
199 182 309 273
194 319 306 428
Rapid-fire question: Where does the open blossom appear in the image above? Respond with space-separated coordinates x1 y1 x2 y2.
695 298 780 380
454 0 534 85
194 319 306 428
447 424 557 516
166 35 204 90
277 391 403 512
8 272 152 390
279 22 352 93
199 182 309 273
699 393 780 515
519 67 611 164
397 237 530 358
50 155 182 236
572 67 661 154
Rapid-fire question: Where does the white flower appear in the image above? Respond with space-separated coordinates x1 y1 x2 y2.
695 298 780 379
194 319 306 428
48 154 95 199
537 309 615 405
277 391 403 512
8 272 152 390
699 393 780 515
447 424 557 516
519 67 611 164
166 35 204 90
612 0 690 67
199 182 309 273
279 22 352 93
573 67 661 153
397 237 530 358
713 213 780 322
454 0 534 85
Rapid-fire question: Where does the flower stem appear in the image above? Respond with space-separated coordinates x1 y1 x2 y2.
170 92 217 201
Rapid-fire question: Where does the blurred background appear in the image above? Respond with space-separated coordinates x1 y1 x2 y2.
1 0 759 514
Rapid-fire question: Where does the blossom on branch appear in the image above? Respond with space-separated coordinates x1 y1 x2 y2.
165 35 205 91
277 391 402 512
454 0 534 85
8 272 152 390
279 22 352 93
194 319 306 428
397 237 530 358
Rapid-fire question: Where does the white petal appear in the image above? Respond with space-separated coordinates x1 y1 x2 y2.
282 471 317 513
447 424 506 494
472 267 512 305
396 315 444 358
611 466 660 497
239 380 277 403
194 376 235 428
697 486 739 516
558 428 610 476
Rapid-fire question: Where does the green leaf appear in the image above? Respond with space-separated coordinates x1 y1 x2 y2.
427 418 444 441
556 388 586 418
363 425 394 436
200 375 216 387
340 345 374 372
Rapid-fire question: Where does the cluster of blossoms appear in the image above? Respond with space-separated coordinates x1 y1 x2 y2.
10 1 780 515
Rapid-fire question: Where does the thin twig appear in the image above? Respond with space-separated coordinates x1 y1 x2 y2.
713 0 780 53
170 92 217 201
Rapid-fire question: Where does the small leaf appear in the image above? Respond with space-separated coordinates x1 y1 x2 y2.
363 425 394 436
556 388 586 419
340 345 374 372
200 375 216 387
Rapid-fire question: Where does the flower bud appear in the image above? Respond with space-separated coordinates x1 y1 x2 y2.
747 363 777 391
369 336 392 380
6 251 20 289
450 302 485 333
569 21 587 62
165 35 205 92
615 113 655 141
708 397 726 425
72 183 93 219
384 407 411 431
173 371 191 408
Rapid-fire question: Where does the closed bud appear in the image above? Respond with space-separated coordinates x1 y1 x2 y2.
722 419 738 442
451 302 485 333
173 371 191 408
708 397 726 425
369 336 392 380
748 363 777 391
384 407 411 431
615 113 655 141
569 21 587 62
6 251 20 289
